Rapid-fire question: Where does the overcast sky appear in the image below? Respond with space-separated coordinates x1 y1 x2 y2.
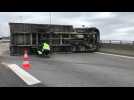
0 12 134 40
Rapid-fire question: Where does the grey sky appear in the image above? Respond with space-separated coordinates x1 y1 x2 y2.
0 12 134 40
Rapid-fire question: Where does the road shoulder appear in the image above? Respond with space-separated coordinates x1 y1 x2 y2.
99 48 134 57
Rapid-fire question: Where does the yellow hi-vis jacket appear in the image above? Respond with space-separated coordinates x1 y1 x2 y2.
42 43 50 51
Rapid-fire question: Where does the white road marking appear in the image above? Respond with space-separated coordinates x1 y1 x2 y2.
2 62 41 85
95 52 134 59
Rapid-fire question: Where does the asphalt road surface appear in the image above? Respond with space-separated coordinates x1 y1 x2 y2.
0 43 44 87
1 42 134 87
2 52 134 87
0 62 44 87
0 63 28 87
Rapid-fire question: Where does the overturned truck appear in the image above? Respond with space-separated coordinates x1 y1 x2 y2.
9 23 100 56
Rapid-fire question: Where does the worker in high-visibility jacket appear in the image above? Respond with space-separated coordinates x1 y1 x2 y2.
37 41 50 56
42 42 50 55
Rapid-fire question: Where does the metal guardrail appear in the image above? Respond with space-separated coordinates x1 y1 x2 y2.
100 40 134 50
0 39 10 43
100 40 134 45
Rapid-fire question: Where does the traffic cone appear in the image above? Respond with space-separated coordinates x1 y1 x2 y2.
22 49 31 70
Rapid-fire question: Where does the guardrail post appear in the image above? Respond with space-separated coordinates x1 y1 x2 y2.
120 40 122 44
133 41 134 45
109 40 112 44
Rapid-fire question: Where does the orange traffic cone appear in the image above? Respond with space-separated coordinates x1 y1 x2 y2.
22 49 31 70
